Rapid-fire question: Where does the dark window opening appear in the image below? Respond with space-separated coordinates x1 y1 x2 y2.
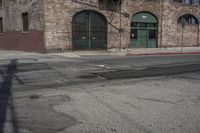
99 0 121 11
149 29 156 39
194 0 200 5
139 23 148 27
0 0 2 7
173 0 182 2
178 14 199 25
0 17 3 33
131 29 138 39
149 23 157 28
22 12 29 31
131 22 138 27
173 0 200 4
0 0 3 7
185 0 193 4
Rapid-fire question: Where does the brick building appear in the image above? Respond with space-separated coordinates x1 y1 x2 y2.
0 0 200 53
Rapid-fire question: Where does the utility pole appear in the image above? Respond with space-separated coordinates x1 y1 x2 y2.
119 0 122 51
160 0 164 48
181 17 185 53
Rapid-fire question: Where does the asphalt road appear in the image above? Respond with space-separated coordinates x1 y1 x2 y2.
0 52 200 133
83 54 200 67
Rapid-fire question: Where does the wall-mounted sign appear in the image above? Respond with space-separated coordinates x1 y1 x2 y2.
142 15 147 19
72 0 95 4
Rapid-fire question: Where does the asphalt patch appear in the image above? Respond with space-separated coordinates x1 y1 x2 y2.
95 63 200 80
7 95 76 133
29 94 41 99
2 63 52 73
79 74 98 79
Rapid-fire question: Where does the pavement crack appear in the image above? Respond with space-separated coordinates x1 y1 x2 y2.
86 91 152 133
137 97 176 104
123 101 141 111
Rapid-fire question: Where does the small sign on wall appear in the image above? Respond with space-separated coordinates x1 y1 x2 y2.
142 16 147 19
72 0 95 4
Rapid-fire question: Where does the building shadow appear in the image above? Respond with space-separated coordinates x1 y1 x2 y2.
0 59 23 133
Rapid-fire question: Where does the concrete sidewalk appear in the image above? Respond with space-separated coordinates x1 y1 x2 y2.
52 47 200 57
1 47 200 59
124 47 200 56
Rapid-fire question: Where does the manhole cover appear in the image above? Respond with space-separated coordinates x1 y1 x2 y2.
79 74 98 79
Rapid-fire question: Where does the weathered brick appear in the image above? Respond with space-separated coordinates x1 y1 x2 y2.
0 0 200 52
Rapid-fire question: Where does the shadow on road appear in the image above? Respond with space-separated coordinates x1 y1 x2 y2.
0 59 23 133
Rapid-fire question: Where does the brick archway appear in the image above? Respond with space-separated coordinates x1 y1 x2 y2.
130 11 158 48
72 10 107 50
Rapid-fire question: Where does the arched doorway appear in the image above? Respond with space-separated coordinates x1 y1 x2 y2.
177 14 199 47
72 10 107 50
131 12 158 48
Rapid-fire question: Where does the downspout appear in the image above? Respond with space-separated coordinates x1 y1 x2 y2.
197 23 199 47
42 0 47 53
198 4 200 47
160 0 164 48
119 0 122 51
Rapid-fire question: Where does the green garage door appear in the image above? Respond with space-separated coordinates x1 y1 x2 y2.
72 10 107 50
131 12 158 48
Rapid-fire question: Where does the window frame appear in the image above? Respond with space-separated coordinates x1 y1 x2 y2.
0 0 3 7
22 12 29 32
173 0 200 5
0 17 3 33
178 14 199 25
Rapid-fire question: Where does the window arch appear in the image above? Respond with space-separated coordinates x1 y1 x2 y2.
178 14 199 25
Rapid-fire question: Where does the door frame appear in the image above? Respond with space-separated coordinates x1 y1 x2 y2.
72 10 108 50
130 12 158 48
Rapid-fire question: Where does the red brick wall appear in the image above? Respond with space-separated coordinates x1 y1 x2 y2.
0 30 45 53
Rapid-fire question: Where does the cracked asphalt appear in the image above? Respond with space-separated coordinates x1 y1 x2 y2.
0 51 200 133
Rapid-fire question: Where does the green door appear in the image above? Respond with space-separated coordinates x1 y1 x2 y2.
131 12 158 48
72 10 107 50
138 29 148 48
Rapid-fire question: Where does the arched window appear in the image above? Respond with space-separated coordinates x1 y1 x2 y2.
178 14 199 25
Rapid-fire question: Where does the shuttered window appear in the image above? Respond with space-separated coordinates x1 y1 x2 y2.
0 18 3 33
22 12 29 32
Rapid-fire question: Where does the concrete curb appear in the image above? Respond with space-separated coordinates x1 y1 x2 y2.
126 52 200 56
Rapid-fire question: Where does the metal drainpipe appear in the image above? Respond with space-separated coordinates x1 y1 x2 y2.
198 4 200 47
160 0 164 49
181 23 184 52
89 11 91 49
197 23 199 47
120 0 122 51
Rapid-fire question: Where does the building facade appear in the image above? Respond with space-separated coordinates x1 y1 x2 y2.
0 0 200 53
